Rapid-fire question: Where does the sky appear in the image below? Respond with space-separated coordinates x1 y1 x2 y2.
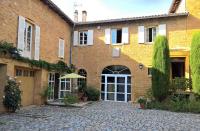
51 0 173 22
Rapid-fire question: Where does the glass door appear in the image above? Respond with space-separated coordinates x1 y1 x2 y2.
48 73 55 101
59 77 71 99
106 76 115 101
116 77 126 102
101 74 131 102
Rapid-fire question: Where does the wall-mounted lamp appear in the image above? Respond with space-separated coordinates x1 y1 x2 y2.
139 63 144 69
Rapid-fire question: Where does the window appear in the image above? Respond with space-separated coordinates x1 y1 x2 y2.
16 69 22 76
148 68 152 76
23 70 29 77
78 69 87 88
79 31 88 45
30 71 34 77
59 78 71 98
24 22 33 51
111 29 122 44
146 27 157 43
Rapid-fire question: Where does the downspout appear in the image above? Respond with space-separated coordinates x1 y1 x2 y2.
69 22 76 66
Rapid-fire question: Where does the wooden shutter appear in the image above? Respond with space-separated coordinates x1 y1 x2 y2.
122 27 129 44
138 26 145 43
87 30 93 45
34 25 40 60
158 24 166 36
73 31 78 46
105 28 111 44
17 16 25 55
59 39 64 58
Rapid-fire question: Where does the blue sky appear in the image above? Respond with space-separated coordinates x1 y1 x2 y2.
51 0 173 21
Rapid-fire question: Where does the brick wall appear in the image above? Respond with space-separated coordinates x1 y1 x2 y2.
0 0 72 63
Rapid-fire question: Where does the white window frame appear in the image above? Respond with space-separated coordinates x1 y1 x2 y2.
111 28 122 45
48 73 55 101
79 31 88 45
145 26 157 43
59 77 71 99
24 21 33 58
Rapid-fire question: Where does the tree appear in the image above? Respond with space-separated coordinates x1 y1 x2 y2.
152 35 170 101
190 32 200 95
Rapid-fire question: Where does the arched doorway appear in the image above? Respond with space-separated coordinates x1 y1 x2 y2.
101 65 131 102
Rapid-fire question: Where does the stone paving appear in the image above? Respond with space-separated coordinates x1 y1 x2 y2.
0 101 200 131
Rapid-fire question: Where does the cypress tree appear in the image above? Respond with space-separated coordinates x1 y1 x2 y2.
190 32 200 95
152 35 170 101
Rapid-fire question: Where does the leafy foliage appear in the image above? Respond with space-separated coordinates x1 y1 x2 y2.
0 41 75 73
170 77 192 92
63 93 79 105
152 36 170 101
146 96 200 113
3 77 22 112
190 32 200 95
137 97 147 104
85 87 100 101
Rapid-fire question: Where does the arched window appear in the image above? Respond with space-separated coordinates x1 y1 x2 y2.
102 65 131 74
78 69 87 88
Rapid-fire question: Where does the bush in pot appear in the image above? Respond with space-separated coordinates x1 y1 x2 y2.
137 97 147 109
3 77 22 112
85 86 100 101
63 93 79 105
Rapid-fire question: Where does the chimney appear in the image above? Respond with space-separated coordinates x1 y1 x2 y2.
74 10 78 22
82 10 87 22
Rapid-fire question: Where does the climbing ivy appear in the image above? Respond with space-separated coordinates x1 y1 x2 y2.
0 41 75 73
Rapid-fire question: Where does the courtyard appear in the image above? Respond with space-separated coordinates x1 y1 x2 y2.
0 101 200 131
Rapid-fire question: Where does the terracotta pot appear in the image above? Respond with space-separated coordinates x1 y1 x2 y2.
83 97 88 102
140 103 145 109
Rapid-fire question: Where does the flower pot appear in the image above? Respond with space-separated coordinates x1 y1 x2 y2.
140 103 145 109
83 97 88 102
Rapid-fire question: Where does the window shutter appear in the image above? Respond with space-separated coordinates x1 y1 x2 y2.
122 27 129 44
138 26 145 43
87 30 93 45
145 28 149 43
34 25 40 60
73 31 78 46
17 16 25 55
105 28 111 44
158 24 166 36
59 39 64 58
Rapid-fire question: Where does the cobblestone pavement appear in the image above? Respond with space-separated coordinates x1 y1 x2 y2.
0 101 200 131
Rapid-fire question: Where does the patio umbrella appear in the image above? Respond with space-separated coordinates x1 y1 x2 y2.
59 73 86 79
59 73 86 92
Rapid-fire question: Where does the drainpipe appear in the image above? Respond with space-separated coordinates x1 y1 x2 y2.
69 22 76 67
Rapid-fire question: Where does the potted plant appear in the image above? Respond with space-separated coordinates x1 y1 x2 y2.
137 97 147 109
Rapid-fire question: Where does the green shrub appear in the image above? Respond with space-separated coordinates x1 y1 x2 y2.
63 93 78 105
3 77 22 112
85 87 100 101
146 95 200 113
137 97 147 104
152 36 170 101
187 100 200 113
190 32 200 95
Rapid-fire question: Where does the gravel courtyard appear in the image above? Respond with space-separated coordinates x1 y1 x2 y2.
0 101 200 131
